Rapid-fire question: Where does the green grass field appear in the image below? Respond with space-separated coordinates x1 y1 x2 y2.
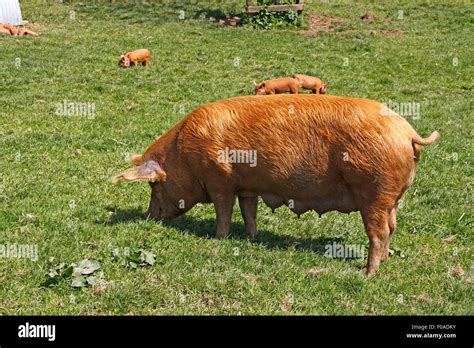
0 0 472 315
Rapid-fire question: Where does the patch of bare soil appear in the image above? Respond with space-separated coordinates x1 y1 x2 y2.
304 15 347 36
304 14 402 37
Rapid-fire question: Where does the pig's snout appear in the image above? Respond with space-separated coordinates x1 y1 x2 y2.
146 199 162 221
146 197 180 221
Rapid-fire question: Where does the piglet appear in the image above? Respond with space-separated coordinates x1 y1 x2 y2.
118 49 150 68
253 78 301 95
294 74 327 94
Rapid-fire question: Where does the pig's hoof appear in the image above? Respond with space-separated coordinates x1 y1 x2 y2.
362 266 377 277
215 233 229 240
245 228 257 239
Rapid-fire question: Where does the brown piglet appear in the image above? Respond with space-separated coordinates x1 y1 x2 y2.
294 74 327 94
118 49 151 68
253 78 301 95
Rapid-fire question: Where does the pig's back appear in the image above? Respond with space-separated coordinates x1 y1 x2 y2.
128 49 150 60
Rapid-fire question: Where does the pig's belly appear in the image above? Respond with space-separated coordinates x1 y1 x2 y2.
260 188 357 216
234 168 358 215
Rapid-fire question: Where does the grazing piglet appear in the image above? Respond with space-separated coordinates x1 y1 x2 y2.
253 78 301 95
112 94 439 276
118 49 150 68
294 74 327 94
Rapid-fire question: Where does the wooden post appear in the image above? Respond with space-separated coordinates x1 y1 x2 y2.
246 0 305 16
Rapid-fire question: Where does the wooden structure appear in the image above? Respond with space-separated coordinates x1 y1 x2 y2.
246 0 304 15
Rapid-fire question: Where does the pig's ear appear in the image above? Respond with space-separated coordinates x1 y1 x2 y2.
112 160 166 184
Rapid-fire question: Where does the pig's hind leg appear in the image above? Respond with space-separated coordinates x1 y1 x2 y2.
238 196 258 238
359 205 391 276
381 204 398 261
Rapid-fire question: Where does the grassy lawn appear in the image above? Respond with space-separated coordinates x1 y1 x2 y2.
0 0 472 315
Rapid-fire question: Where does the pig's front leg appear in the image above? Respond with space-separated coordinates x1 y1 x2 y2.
211 192 236 239
238 196 258 238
